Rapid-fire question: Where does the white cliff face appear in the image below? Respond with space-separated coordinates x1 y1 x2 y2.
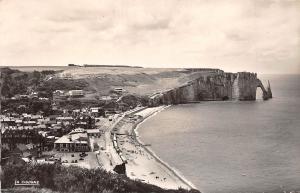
236 72 258 100
148 71 272 106
232 74 240 100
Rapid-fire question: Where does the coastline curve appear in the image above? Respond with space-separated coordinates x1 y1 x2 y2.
133 106 198 190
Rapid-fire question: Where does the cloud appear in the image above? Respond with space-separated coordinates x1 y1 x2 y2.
0 0 299 73
130 17 171 31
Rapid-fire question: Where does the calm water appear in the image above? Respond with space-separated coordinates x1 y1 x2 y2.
139 75 300 193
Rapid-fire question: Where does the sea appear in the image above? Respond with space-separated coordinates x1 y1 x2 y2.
138 74 300 193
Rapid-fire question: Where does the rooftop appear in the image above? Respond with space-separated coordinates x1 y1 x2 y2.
54 132 88 144
86 129 100 134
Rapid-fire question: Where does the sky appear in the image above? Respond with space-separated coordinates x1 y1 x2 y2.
0 0 299 74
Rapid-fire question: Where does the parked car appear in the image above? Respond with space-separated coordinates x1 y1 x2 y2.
80 152 87 157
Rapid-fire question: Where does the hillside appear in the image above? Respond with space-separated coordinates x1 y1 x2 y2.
59 67 220 96
1 66 221 100
0 68 57 98
1 163 200 193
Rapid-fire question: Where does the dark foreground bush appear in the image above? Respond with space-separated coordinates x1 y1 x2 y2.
1 163 200 193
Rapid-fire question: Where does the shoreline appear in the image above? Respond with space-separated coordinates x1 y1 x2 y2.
132 106 197 190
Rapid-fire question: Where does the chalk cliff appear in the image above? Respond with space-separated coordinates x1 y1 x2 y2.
148 71 272 106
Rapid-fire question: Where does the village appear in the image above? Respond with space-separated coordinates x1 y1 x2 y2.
1 86 145 172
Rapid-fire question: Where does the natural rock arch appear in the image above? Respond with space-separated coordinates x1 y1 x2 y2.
256 79 272 100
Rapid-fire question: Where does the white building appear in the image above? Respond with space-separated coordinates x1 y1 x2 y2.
54 132 89 152
68 90 84 97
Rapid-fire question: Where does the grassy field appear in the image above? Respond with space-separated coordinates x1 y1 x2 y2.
57 67 217 96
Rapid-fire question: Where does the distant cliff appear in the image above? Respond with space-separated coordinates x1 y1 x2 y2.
148 71 272 106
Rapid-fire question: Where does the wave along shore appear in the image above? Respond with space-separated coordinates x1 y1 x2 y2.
133 106 197 190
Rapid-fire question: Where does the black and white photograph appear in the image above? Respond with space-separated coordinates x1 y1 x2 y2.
0 0 299 193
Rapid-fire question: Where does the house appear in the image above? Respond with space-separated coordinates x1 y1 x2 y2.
29 92 38 99
68 90 84 97
56 116 74 123
34 124 47 130
117 101 129 112
44 136 57 151
90 107 103 117
15 119 23 126
31 115 42 120
50 125 62 133
54 132 90 152
53 90 67 101
86 129 101 138
19 95 29 99
39 97 49 101
114 88 126 94
38 131 50 137
69 128 85 134
75 121 88 129
100 95 112 101
23 121 37 126
53 90 65 96
90 108 99 117
37 118 50 125
0 117 16 126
